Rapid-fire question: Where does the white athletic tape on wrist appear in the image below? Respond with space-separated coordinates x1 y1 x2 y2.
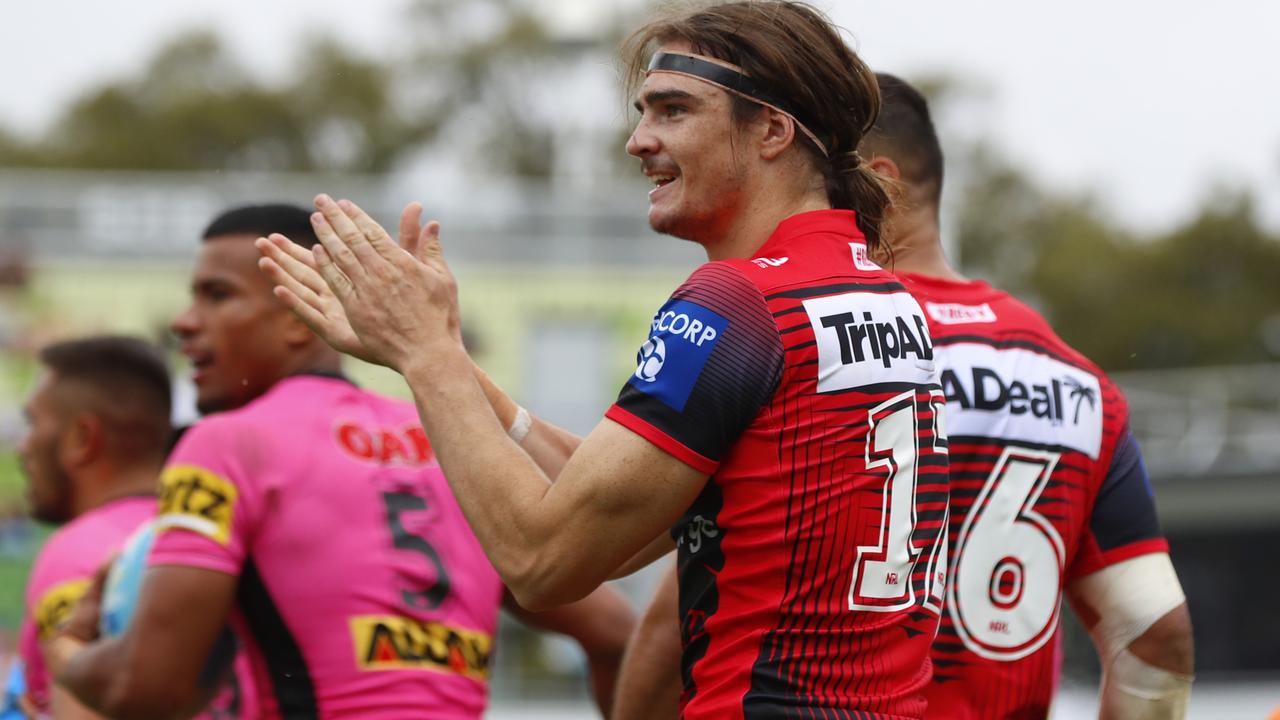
507 405 532 443
1075 553 1186 660
1103 648 1193 719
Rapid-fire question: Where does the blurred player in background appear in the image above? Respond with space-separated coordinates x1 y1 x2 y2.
16 336 250 719
262 2 951 718
611 73 1195 720
49 205 634 719
867 72 1193 720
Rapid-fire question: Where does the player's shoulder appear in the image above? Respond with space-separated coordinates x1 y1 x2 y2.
180 375 356 443
25 519 102 602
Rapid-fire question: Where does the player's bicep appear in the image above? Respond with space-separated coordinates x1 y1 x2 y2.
114 566 238 704
48 681 107 720
611 536 676 580
539 418 707 588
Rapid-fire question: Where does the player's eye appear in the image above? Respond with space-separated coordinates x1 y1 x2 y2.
664 104 686 118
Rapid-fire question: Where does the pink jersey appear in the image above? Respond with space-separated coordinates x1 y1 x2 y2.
20 496 154 713
148 374 505 719
19 497 255 719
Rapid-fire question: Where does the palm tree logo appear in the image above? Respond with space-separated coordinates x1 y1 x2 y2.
1063 377 1097 424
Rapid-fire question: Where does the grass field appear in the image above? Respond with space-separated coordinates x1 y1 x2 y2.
0 453 38 630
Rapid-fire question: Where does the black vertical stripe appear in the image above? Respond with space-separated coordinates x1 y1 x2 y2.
237 560 318 719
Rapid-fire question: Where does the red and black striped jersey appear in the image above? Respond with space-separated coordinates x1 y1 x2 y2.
607 211 949 720
897 273 1169 720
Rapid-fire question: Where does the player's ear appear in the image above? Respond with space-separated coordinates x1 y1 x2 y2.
758 108 797 161
63 411 104 468
867 154 900 181
280 311 314 348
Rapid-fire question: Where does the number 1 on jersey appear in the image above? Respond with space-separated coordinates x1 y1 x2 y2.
849 391 947 613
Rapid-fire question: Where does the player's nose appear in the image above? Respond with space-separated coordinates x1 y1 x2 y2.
626 121 659 158
170 303 199 339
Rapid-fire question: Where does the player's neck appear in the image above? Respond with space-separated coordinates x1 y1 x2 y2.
72 463 160 518
282 345 344 380
883 209 966 282
703 180 829 262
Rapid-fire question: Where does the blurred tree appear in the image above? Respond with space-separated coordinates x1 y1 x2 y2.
0 31 428 173
951 140 1280 371
0 2 639 178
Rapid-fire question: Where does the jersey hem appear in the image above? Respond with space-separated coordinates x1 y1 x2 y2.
148 546 241 577
1071 538 1170 580
605 405 719 474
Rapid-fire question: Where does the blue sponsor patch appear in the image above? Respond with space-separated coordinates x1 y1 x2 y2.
627 298 728 412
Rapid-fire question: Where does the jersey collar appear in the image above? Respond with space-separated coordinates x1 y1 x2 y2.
756 209 865 258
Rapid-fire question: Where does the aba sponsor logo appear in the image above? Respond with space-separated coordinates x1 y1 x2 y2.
926 301 997 325
336 422 434 465
350 615 492 680
851 242 881 271
156 465 238 545
751 256 789 269
627 299 728 411
34 578 91 640
804 291 937 393
941 367 1097 425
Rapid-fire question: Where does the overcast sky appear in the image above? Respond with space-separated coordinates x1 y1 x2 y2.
2 0 1277 233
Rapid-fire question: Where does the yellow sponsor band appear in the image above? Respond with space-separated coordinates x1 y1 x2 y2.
34 578 91 640
156 464 238 546
349 614 492 681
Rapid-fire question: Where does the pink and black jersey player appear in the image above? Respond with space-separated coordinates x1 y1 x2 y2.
52 205 635 720
607 210 950 718
150 374 504 718
16 336 254 720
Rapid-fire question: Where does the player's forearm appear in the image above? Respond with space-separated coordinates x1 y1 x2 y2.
403 347 595 607
472 363 582 478
612 564 682 720
58 638 185 720
49 683 109 720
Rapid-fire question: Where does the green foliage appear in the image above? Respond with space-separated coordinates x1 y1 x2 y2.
0 30 428 173
0 2 637 177
955 144 1280 371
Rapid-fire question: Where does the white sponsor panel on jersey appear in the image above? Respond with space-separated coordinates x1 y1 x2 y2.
934 342 1103 458
803 291 937 392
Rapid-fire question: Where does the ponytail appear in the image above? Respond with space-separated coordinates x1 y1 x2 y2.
826 150 896 256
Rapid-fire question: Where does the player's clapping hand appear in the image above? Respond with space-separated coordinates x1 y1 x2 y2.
259 194 462 371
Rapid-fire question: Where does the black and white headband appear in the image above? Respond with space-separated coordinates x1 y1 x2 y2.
646 51 829 156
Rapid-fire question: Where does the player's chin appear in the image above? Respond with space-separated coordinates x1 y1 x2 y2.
648 206 687 239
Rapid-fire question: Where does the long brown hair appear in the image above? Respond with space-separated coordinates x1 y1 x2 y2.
622 1 893 251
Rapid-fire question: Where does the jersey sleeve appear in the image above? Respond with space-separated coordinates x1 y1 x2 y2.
1069 428 1169 579
20 539 95 709
148 417 263 576
605 262 784 473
